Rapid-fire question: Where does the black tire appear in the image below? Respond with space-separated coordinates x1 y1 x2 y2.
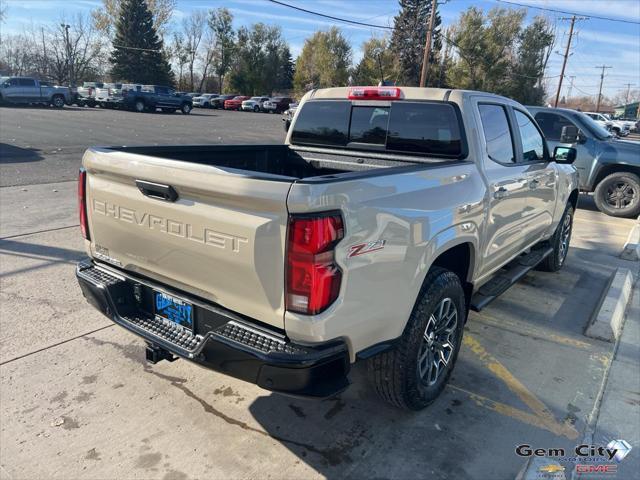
538 204 573 272
133 99 146 113
253 105 260 112
52 95 65 108
204 102 210 108
611 127 621 136
594 172 640 218
368 267 466 410
180 103 192 114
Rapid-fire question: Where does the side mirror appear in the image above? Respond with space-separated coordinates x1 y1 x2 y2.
553 146 577 164
560 125 579 144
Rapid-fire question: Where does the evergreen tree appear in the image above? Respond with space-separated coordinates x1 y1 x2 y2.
390 0 441 86
110 0 173 84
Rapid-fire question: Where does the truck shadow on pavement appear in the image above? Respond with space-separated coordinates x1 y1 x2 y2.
0 143 44 163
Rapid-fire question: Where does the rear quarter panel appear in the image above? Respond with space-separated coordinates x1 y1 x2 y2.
285 163 485 359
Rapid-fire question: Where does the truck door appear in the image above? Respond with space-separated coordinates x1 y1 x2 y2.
475 101 531 277
19 78 40 101
2 78 21 101
511 108 557 242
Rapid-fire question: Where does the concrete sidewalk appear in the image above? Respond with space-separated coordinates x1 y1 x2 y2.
587 281 640 478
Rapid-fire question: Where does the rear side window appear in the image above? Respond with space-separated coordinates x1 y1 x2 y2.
290 101 350 147
478 104 515 164
291 100 464 157
533 112 574 141
19 78 36 87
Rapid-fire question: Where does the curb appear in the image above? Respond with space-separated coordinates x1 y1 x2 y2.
585 268 634 342
620 222 640 261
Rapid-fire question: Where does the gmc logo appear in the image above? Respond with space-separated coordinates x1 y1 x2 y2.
575 465 617 474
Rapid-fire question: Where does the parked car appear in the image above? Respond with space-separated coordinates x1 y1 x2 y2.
529 106 640 217
76 85 579 410
76 81 104 107
241 96 270 112
224 95 250 110
613 117 638 133
122 85 192 114
0 76 71 108
263 96 294 114
583 112 629 137
210 94 238 109
192 93 219 108
95 83 124 108
282 102 298 131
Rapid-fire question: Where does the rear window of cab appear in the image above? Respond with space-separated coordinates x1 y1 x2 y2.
290 100 466 158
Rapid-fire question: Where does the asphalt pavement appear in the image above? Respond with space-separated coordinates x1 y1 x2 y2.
1 105 638 480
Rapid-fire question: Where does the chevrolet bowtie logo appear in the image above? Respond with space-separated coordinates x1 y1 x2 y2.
539 464 565 473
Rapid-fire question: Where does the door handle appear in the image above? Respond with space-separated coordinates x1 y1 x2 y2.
135 180 179 202
494 186 508 200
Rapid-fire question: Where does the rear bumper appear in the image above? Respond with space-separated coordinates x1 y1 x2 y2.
76 259 350 397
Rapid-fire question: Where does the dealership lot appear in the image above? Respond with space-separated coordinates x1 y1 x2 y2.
1 106 638 479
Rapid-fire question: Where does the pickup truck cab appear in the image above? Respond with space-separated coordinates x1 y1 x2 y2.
0 77 70 108
76 86 578 409
123 85 192 114
529 106 640 217
224 95 250 110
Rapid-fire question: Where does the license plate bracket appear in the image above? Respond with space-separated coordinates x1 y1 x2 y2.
154 291 193 330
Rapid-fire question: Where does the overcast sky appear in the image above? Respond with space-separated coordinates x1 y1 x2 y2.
2 0 639 99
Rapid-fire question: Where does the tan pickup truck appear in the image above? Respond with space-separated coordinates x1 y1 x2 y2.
76 86 579 409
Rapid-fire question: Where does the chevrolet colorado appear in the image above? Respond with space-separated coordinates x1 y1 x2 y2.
76 86 578 409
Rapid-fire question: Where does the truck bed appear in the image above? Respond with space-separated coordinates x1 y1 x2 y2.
102 144 457 181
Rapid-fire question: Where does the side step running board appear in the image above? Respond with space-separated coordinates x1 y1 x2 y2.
470 246 553 312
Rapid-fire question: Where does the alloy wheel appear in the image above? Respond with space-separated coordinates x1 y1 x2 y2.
605 181 636 210
417 297 458 387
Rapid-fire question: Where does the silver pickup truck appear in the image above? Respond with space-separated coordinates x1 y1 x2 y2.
0 77 70 108
76 86 578 409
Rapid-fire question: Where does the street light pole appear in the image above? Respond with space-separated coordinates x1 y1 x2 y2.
60 24 72 86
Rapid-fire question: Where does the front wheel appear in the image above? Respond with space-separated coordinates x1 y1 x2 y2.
594 172 640 218
368 267 465 410
134 100 146 113
180 103 192 114
538 204 573 272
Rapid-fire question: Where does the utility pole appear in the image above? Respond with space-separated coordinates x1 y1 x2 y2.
554 16 587 107
567 76 575 101
623 83 635 106
419 0 438 88
595 65 612 112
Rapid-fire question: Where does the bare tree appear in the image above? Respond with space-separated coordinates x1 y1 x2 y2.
170 33 190 90
197 25 217 92
182 10 206 91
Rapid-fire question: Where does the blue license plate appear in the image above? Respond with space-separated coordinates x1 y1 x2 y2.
154 291 193 329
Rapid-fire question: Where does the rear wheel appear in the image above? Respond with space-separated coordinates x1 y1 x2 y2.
594 172 640 218
253 105 260 112
52 95 65 108
180 103 192 114
368 267 465 410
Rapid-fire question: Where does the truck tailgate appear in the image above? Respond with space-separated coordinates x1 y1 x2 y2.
82 148 292 329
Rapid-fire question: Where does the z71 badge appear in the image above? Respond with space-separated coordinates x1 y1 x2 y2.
348 239 386 257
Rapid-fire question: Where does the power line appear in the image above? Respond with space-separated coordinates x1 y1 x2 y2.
595 65 613 111
495 0 640 25
554 16 588 107
267 0 393 30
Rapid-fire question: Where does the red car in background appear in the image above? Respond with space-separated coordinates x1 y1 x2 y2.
224 95 250 110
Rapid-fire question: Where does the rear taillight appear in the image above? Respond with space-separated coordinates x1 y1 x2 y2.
286 213 344 315
348 86 401 100
78 168 90 240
